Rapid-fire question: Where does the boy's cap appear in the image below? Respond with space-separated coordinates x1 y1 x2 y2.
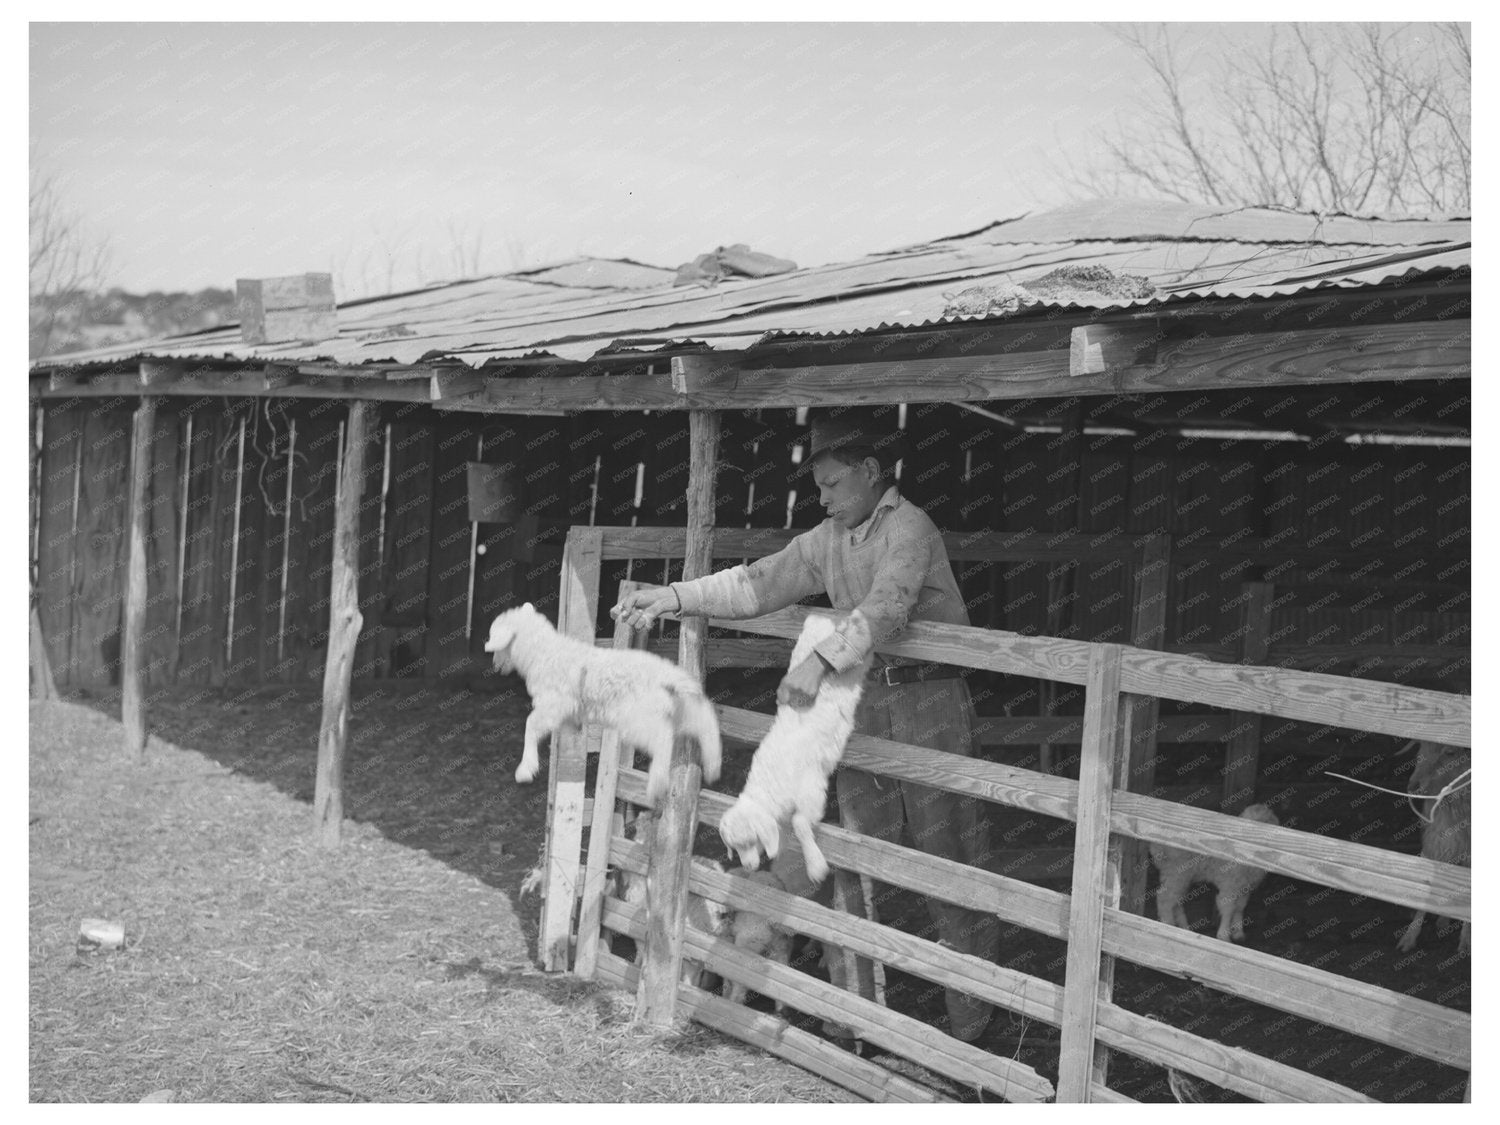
805 407 906 468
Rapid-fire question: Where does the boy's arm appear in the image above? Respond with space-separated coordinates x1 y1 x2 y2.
671 530 826 619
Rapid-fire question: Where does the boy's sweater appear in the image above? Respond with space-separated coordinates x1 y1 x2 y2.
670 489 968 673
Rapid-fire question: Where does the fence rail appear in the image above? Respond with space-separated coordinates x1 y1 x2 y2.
543 527 1471 1102
610 762 1470 1068
702 606 1469 745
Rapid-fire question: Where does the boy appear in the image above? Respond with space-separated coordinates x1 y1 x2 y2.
614 407 999 1042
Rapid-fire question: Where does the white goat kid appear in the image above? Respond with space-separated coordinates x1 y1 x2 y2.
485 603 722 804
718 613 872 882
1150 803 1280 942
616 814 729 988
1397 741 1471 955
722 869 797 1008
722 852 834 1009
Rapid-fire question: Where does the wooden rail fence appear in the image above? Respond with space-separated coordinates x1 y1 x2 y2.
539 527 1470 1103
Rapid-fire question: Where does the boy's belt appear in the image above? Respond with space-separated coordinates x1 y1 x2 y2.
869 662 964 687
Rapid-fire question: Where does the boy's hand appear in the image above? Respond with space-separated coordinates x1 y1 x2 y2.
777 654 828 710
610 586 679 630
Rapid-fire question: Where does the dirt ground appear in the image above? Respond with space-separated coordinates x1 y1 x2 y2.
31 676 1470 1102
28 689 853 1104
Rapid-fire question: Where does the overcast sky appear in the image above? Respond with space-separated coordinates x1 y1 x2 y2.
30 21 1274 295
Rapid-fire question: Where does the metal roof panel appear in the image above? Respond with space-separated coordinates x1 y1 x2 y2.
33 203 1470 371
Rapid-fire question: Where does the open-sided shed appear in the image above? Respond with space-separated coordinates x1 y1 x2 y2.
29 199 1470 1101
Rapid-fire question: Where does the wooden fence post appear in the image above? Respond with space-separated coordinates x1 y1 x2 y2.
1058 643 1131 1102
538 525 604 970
637 407 719 1027
574 582 648 981
1119 533 1169 914
121 396 157 760
314 400 377 848
1224 581 1272 812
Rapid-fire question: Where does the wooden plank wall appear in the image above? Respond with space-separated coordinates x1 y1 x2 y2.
380 403 436 676
257 403 297 681
31 393 1469 693
640 413 688 602
292 400 344 679
175 408 221 684
591 416 629 635
560 414 608 624
229 405 268 683
72 403 132 688
142 401 182 686
519 416 568 614
36 404 83 685
471 417 522 629
425 413 479 678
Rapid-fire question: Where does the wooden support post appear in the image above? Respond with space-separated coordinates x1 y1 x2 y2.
1058 644 1131 1102
637 408 719 1028
1224 581 1272 812
1119 533 1170 915
30 606 56 700
314 400 377 848
352 412 386 681
29 401 57 701
574 582 649 981
120 396 157 760
537 526 604 970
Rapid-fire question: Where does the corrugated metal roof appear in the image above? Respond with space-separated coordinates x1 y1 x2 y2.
931 199 1471 247
36 200 1470 370
509 257 677 289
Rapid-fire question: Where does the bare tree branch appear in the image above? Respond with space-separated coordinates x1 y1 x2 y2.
30 161 113 359
445 218 486 279
1059 22 1469 217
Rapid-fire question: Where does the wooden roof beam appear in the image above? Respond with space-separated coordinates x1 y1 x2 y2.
40 362 432 402
654 319 1467 410
426 370 484 400
47 367 89 394
32 317 1468 410
139 361 177 388
1069 323 1160 378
